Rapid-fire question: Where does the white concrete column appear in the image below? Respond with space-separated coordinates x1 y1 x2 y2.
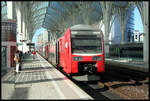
25 27 28 40
16 5 23 51
22 4 27 40
117 7 129 44
27 29 29 40
16 7 22 35
7 1 13 19
22 20 25 39
25 25 27 39
104 18 110 57
22 20 26 53
143 2 149 65
100 2 114 58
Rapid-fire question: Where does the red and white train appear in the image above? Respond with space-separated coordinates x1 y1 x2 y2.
39 24 105 81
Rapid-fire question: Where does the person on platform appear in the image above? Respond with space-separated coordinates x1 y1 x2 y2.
32 50 36 59
14 50 20 73
19 51 23 71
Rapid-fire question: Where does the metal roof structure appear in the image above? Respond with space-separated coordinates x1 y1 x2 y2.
42 2 103 35
30 2 49 33
1 1 143 41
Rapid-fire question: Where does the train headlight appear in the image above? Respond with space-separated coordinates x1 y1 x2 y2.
73 57 83 61
92 56 101 61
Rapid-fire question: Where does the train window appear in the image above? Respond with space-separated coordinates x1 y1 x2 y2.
71 32 102 54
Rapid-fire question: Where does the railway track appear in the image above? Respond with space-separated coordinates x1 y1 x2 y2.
97 81 132 99
96 65 149 100
54 67 129 99
68 65 148 100
100 79 148 99
46 59 149 100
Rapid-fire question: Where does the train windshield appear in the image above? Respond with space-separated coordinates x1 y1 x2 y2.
71 31 102 54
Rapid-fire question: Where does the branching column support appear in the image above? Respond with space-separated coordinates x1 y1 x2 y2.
15 2 22 35
22 3 28 40
7 1 15 19
136 2 149 65
25 2 31 41
143 2 149 65
118 7 128 44
135 1 149 67
100 2 113 57
116 4 134 44
100 2 113 44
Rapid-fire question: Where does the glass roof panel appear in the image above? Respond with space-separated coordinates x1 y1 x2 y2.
34 20 43 27
113 1 128 7
45 14 57 22
32 8 47 18
33 14 45 22
47 7 59 17
31 2 48 12
29 1 131 34
44 18 56 26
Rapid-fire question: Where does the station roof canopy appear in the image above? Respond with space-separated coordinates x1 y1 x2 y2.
30 1 49 33
31 1 130 35
1 1 133 39
42 2 103 34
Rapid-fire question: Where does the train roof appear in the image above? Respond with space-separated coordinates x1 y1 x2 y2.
70 24 101 31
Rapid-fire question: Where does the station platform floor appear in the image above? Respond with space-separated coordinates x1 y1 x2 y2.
1 53 93 100
105 57 148 73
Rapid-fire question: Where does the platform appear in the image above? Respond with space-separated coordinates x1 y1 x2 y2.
1 53 93 99
105 57 148 73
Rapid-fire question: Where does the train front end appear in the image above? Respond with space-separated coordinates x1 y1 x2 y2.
70 25 105 80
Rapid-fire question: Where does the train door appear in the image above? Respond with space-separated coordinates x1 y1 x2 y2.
59 39 63 67
47 45 49 59
44 46 46 57
46 45 48 59
56 41 59 65
65 37 69 72
65 30 71 74
49 44 51 62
